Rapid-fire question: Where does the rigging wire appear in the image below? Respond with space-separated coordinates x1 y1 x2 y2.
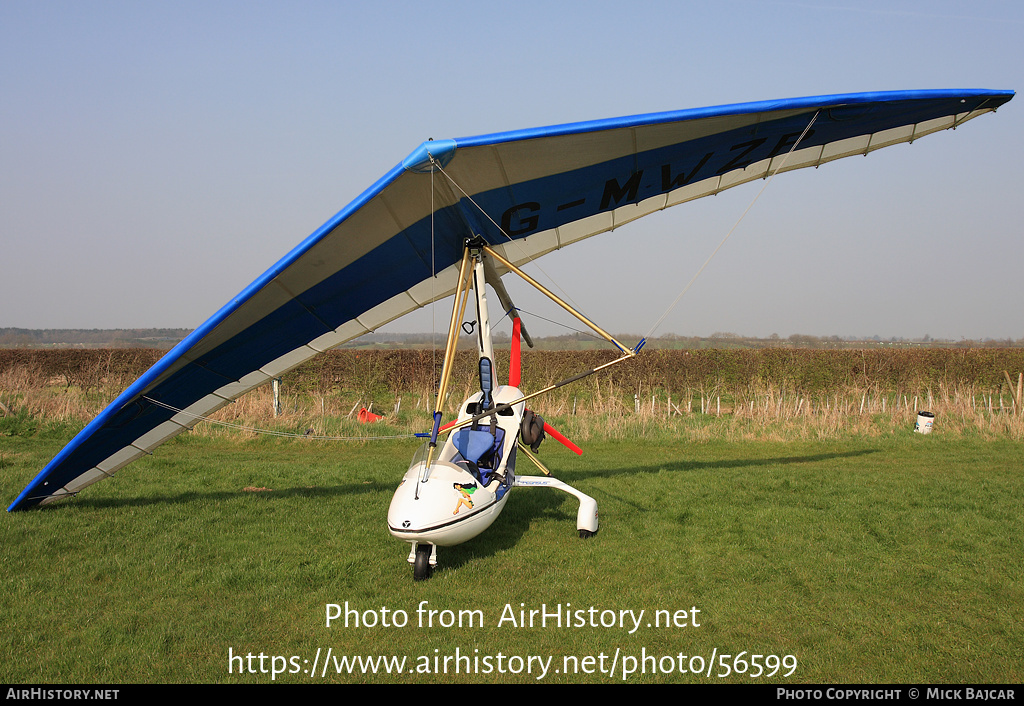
142 396 419 441
643 111 821 340
430 163 437 410
486 305 599 343
430 160 591 317
507 307 603 341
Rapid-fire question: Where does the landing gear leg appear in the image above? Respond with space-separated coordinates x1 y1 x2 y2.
413 543 434 581
513 473 599 538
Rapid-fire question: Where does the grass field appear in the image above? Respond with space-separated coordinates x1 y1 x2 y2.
2 419 1022 684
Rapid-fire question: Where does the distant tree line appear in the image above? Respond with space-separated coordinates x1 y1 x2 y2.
0 328 191 349
4 348 1023 399
1 328 1020 351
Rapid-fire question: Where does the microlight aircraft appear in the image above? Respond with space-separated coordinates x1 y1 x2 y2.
388 238 605 579
9 90 1013 578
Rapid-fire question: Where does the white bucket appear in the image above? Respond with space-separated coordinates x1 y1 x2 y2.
914 411 935 434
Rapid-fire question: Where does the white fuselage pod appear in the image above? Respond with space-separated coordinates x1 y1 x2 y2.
388 386 524 547
388 458 509 546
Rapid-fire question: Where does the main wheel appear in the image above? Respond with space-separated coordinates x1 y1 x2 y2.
413 544 433 581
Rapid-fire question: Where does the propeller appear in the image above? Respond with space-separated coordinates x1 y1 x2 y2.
509 316 522 388
510 315 582 456
541 420 582 455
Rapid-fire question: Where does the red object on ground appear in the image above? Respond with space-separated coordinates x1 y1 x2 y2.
358 408 383 423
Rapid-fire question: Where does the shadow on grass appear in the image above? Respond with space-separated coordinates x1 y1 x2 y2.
577 447 882 481
29 480 392 511
411 448 884 574
26 448 881 576
432 488 575 574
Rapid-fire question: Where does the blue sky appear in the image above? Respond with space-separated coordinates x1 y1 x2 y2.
2 0 1021 340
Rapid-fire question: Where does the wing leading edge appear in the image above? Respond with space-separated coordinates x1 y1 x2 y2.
9 88 1013 511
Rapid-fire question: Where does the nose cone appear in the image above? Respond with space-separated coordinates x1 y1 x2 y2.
388 461 503 547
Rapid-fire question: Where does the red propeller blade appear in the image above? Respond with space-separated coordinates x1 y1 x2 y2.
542 420 583 456
509 316 522 388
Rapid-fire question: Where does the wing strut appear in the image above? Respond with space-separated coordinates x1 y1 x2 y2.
441 244 641 436
418 245 473 495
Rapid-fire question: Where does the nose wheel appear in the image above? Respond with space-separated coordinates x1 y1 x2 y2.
413 543 434 581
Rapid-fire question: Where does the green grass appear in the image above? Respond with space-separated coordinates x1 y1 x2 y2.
2 426 1022 683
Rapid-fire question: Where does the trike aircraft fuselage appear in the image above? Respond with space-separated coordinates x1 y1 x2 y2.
386 241 600 580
